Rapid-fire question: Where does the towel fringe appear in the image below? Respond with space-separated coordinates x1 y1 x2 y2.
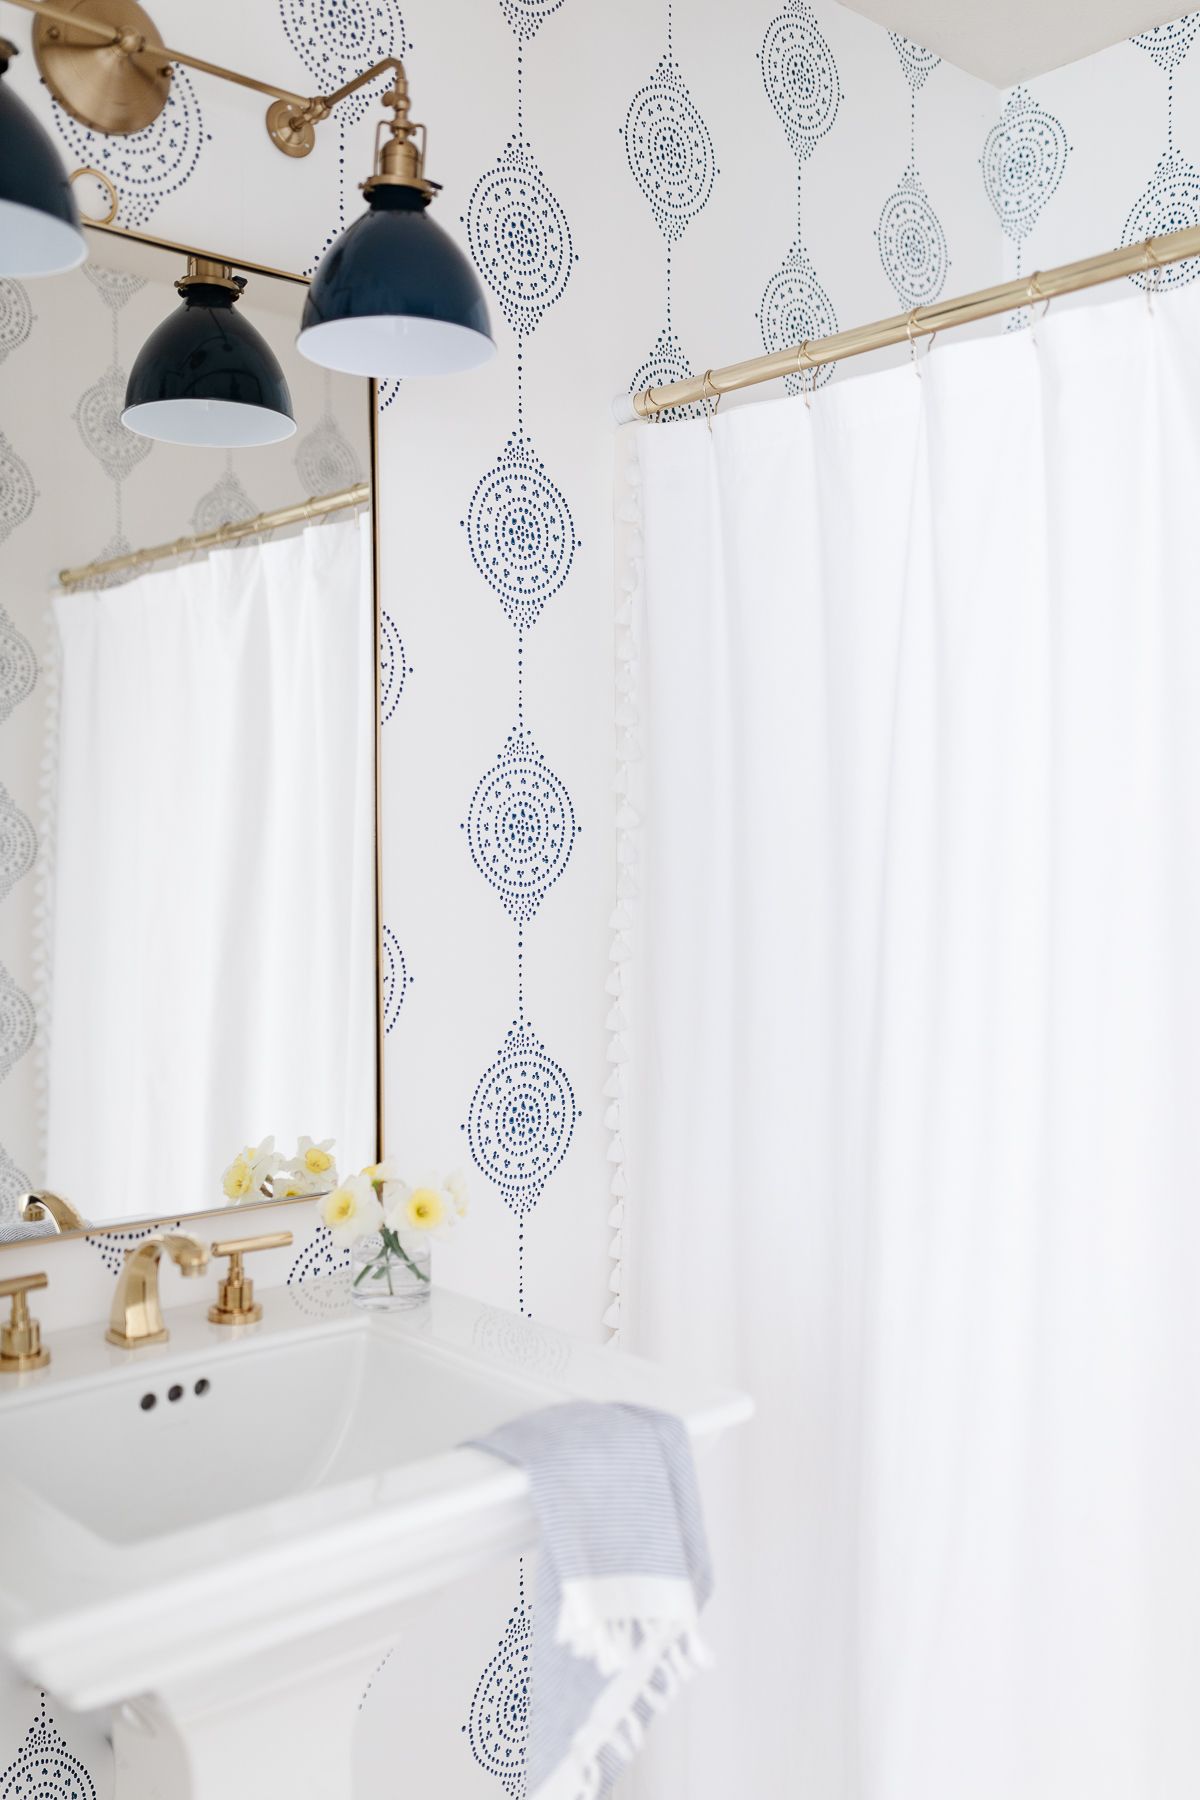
538 1628 707 1800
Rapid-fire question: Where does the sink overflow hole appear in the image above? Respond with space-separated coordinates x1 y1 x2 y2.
138 1378 210 1412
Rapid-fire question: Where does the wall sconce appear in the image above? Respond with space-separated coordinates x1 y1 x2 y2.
298 72 494 379
0 0 494 385
0 37 85 276
122 258 295 448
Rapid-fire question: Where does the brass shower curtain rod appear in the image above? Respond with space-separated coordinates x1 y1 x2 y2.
59 481 369 589
625 223 1200 420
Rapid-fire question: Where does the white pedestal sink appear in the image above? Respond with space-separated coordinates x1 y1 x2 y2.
0 1280 749 1799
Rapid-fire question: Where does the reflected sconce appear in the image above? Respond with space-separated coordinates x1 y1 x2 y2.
0 37 85 277
0 0 492 385
121 258 295 448
297 73 494 380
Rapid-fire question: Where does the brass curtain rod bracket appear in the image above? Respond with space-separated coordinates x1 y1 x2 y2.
3 0 409 158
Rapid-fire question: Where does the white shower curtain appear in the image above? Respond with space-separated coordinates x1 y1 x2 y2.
44 515 376 1221
624 287 1200 1799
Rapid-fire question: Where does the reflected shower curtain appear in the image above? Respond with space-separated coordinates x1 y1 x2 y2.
624 289 1200 1799
43 515 376 1220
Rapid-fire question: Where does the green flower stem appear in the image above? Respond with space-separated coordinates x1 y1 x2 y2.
351 1227 431 1290
382 1224 430 1281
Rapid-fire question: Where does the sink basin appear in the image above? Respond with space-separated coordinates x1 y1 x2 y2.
0 1279 749 1800
2 1315 547 1545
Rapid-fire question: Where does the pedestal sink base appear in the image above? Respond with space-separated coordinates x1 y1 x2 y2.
114 1622 386 1800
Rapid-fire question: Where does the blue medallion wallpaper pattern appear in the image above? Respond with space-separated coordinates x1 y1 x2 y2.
0 1695 98 1799
457 0 581 1326
877 33 950 307
756 0 841 392
1 0 1199 1792
1123 19 1200 285
624 0 717 416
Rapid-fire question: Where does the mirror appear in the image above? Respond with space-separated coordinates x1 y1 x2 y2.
0 224 379 1240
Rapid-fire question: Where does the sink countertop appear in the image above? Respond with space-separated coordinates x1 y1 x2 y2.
0 1279 751 1710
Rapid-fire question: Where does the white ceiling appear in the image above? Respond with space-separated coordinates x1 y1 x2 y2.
838 0 1186 84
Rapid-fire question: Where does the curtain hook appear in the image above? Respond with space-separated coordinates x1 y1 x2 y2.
700 369 721 433
794 340 816 409
1026 271 1052 344
906 310 923 379
1144 239 1163 313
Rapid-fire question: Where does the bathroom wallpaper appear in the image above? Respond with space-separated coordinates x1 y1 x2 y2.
1 0 1199 1795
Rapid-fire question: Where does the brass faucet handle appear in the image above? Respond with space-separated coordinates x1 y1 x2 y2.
0 1271 50 1373
208 1231 293 1326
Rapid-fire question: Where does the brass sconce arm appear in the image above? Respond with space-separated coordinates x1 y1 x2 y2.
2 0 410 158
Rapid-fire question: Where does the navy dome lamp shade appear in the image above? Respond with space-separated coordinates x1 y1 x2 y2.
122 257 296 448
0 38 86 277
297 69 494 380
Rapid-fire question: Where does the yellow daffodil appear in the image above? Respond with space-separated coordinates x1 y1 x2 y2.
384 1171 466 1242
404 1185 447 1232
278 1136 338 1196
298 1136 337 1178
362 1155 403 1212
222 1155 255 1202
321 1174 383 1246
230 1136 284 1200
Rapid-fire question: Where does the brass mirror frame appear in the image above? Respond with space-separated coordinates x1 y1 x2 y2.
0 218 385 1249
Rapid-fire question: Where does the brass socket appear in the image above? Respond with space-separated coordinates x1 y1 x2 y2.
175 256 242 297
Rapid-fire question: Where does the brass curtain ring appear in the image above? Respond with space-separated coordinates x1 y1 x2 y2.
906 309 923 379
701 369 721 432
1143 239 1163 310
69 165 119 227
1024 271 1052 340
793 341 816 408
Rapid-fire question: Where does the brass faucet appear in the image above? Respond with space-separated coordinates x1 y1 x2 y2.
19 1190 86 1233
106 1233 209 1348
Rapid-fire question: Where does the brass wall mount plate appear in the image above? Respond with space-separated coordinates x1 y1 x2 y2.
265 96 316 159
33 0 170 137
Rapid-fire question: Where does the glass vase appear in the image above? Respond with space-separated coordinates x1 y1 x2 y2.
349 1231 431 1310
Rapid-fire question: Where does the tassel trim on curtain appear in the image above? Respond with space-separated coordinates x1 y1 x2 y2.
604 439 645 1343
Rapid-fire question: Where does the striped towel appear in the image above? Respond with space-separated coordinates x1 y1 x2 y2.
472 1400 713 1800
